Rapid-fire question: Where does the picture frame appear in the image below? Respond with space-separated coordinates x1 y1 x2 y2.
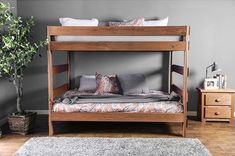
204 78 219 90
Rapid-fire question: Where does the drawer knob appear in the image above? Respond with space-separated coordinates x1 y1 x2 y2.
215 98 221 102
215 112 220 115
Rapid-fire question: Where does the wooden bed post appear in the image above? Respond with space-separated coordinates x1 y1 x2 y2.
67 52 71 89
182 26 190 137
169 51 173 94
47 27 54 136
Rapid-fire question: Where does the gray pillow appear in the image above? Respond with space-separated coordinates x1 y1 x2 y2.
117 74 149 95
78 75 96 92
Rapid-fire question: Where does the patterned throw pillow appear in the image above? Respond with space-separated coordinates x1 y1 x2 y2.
95 73 120 94
109 18 144 26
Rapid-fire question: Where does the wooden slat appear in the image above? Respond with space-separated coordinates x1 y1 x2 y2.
50 41 186 51
53 84 68 97
172 64 189 76
48 26 188 36
172 64 184 75
53 64 68 74
172 64 190 76
171 84 183 97
67 53 71 89
51 112 184 122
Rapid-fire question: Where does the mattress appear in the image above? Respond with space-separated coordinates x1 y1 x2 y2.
53 90 183 113
55 36 182 42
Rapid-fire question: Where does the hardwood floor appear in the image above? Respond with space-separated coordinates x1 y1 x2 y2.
0 115 234 156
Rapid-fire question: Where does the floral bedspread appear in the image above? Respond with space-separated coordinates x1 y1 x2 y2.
53 90 183 113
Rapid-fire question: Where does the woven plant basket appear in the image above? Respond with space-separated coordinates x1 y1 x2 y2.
8 112 37 135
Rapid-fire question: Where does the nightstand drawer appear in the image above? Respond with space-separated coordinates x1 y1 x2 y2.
205 93 231 106
205 106 231 118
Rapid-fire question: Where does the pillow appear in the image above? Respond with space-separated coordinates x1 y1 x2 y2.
59 18 99 26
109 18 144 26
117 74 149 95
95 73 120 94
143 17 168 26
78 75 96 92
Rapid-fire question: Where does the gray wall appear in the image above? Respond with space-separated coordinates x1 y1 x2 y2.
1 0 234 116
0 0 17 126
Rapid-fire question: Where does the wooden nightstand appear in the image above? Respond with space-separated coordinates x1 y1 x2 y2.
197 88 235 124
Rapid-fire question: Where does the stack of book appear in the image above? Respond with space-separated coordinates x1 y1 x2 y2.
214 74 227 89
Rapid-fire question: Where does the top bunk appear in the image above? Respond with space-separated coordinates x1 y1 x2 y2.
47 26 190 52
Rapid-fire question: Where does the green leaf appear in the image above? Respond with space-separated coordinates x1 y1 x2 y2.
0 2 47 81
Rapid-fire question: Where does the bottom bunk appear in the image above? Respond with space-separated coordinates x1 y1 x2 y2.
49 89 187 136
53 90 183 113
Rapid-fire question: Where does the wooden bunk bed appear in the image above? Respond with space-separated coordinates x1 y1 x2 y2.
47 26 190 136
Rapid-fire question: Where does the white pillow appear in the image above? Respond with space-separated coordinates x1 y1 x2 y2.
59 18 99 26
143 17 168 26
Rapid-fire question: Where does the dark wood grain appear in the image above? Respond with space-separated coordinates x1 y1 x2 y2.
171 84 183 97
53 84 68 98
53 64 68 74
171 64 184 75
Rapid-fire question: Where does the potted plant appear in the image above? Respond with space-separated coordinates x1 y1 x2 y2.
0 3 47 135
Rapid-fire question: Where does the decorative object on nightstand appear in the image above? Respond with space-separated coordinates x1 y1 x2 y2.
197 88 235 125
205 62 221 78
204 78 219 90
204 62 221 90
214 74 227 89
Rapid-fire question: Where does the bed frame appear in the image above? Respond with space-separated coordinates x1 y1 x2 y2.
47 26 190 136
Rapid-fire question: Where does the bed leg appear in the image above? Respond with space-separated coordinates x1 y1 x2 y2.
186 118 189 128
49 120 54 136
182 121 186 137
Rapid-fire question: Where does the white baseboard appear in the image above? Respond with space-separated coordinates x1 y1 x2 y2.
26 110 48 115
187 111 197 116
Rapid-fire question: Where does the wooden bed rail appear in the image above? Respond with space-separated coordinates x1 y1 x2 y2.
171 64 189 76
53 64 68 74
171 64 183 75
171 84 183 97
47 26 188 36
51 112 184 122
53 83 69 97
48 26 189 52
50 41 186 52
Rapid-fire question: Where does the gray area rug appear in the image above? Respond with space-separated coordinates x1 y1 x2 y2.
14 137 212 156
